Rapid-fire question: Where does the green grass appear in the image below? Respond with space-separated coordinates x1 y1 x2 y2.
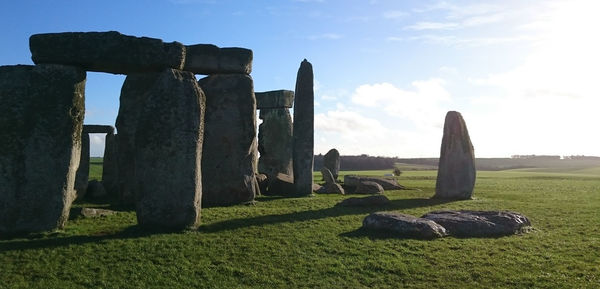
2 168 600 288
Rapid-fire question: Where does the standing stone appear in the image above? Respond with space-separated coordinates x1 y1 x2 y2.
199 74 258 207
134 69 204 229
323 148 340 181
318 167 345 194
434 111 476 200
0 64 85 234
74 132 90 199
30 31 185 74
292 59 315 196
102 132 119 197
116 73 162 204
258 108 293 182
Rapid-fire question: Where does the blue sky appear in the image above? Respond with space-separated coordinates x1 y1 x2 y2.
1 0 599 157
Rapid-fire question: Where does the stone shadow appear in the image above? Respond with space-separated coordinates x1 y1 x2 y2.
198 197 455 233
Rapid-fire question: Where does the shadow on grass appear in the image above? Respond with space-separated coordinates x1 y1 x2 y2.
339 227 439 240
198 197 454 233
0 225 156 252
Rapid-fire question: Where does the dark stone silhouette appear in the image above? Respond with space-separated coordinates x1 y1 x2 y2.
323 149 340 180
199 74 258 206
183 44 252 75
363 212 448 239
434 111 476 200
267 173 296 196
102 133 119 197
74 132 90 199
82 125 114 134
0 64 85 234
292 59 314 196
29 31 185 74
258 108 293 185
134 69 204 229
255 90 294 109
86 180 107 199
421 210 531 237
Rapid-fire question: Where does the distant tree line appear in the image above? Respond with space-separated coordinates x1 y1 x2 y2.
314 154 401 171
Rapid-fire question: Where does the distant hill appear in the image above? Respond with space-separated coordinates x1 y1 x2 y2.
313 155 600 171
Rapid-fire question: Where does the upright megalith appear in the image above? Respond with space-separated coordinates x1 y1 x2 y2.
74 133 90 199
256 90 294 188
30 31 185 74
323 148 340 181
134 69 204 229
0 64 85 234
116 73 162 204
183 44 252 75
199 74 258 206
434 111 476 200
292 59 315 196
102 132 119 197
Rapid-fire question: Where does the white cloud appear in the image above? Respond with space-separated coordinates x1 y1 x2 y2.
383 10 408 19
89 134 106 157
405 21 459 30
351 79 450 128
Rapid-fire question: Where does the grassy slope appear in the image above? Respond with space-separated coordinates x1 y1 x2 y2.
1 168 599 288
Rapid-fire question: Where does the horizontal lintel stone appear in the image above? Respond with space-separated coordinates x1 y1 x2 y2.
255 90 294 109
183 44 252 75
83 124 115 134
30 31 185 74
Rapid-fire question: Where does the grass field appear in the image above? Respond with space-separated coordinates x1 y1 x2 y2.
1 166 599 288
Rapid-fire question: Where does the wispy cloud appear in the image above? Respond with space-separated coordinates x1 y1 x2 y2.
383 10 408 19
307 33 343 40
405 21 459 30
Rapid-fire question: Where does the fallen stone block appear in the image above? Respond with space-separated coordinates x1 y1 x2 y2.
363 212 448 240
421 210 532 237
336 195 390 207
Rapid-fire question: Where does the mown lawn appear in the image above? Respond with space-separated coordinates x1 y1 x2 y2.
1 167 599 288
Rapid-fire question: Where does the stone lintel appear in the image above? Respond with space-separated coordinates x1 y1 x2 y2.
83 124 115 134
183 44 252 75
256 90 294 109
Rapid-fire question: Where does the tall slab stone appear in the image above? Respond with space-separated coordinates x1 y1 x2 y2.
292 59 315 196
323 148 340 181
0 64 85 234
199 74 258 206
102 132 119 197
434 111 476 200
258 108 293 184
115 73 162 203
30 31 185 74
74 132 90 199
134 69 204 229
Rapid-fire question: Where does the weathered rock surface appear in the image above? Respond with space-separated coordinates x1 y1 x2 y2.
255 90 294 109
363 212 448 239
116 72 163 204
267 173 296 196
79 207 117 218
292 59 315 196
354 181 384 195
434 111 476 200
336 195 390 207
321 167 336 184
344 175 405 191
199 74 258 206
258 108 293 183
74 132 90 199
183 44 252 75
256 174 268 195
30 31 185 74
323 148 340 181
134 69 204 229
82 124 114 134
101 133 119 197
0 64 85 234
318 167 345 194
86 180 107 199
421 210 531 237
